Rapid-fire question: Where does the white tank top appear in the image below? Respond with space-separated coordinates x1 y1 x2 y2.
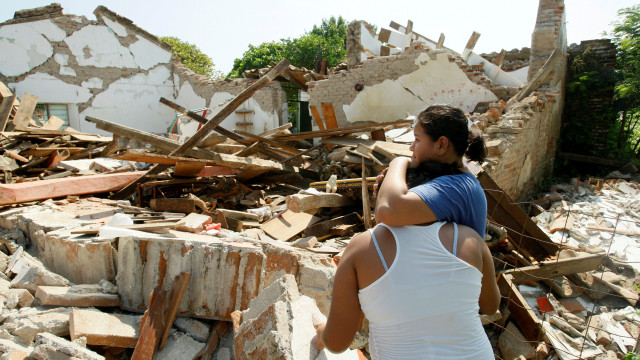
358 222 493 360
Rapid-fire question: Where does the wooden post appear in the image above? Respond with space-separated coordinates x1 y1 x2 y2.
361 158 373 229
111 59 291 200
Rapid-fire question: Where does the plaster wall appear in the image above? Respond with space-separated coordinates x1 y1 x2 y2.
308 49 499 127
0 7 287 137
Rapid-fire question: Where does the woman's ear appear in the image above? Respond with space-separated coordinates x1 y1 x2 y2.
436 136 449 155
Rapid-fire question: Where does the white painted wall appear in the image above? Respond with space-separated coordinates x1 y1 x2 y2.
79 66 175 134
1 12 285 137
0 20 65 76
343 53 498 123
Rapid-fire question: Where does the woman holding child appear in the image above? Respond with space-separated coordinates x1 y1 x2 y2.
314 105 500 359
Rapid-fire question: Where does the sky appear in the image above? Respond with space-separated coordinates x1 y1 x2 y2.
1 0 637 75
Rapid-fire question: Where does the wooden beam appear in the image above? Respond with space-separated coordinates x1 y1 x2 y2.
280 70 308 92
476 170 559 259
0 171 145 205
285 193 354 213
0 94 17 132
150 198 197 214
507 49 562 107
158 97 241 141
234 129 301 155
497 273 542 342
113 60 291 200
131 286 168 360
85 116 217 160
12 93 38 130
361 158 373 229
320 103 339 129
258 122 292 138
505 253 606 284
309 105 325 131
193 321 230 360
464 31 481 52
272 119 413 141
158 272 191 349
282 143 325 165
112 152 217 166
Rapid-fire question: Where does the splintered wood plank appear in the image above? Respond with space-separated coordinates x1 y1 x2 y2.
158 272 191 349
113 59 291 200
476 170 559 260
0 171 145 205
505 253 606 284
173 162 206 177
272 119 412 141
21 147 85 156
12 93 38 130
112 152 215 166
131 286 169 360
260 210 320 241
70 222 180 234
497 273 541 342
309 105 325 131
0 94 17 132
320 103 339 129
235 129 301 155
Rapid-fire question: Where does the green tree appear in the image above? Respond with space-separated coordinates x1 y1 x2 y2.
228 16 349 78
607 5 640 156
159 36 223 79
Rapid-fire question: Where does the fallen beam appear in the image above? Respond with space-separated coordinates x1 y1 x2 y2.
0 171 145 205
112 59 291 200
504 253 606 284
271 119 413 141
85 116 217 160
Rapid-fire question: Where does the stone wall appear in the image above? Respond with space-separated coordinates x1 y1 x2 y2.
0 5 287 136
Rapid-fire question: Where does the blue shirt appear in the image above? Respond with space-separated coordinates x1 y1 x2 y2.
409 172 487 236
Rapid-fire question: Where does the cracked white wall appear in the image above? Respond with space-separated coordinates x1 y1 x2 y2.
174 81 282 138
0 19 66 76
0 17 176 134
343 52 498 123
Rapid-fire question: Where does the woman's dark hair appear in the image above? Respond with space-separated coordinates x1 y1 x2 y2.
406 161 462 188
416 104 486 163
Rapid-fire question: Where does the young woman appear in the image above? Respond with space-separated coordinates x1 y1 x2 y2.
375 104 488 236
314 220 500 358
313 105 499 358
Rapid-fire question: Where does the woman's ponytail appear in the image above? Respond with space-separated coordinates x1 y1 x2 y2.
465 132 486 163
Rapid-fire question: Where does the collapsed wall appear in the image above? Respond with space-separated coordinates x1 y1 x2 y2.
0 4 287 135
0 202 336 321
308 0 567 200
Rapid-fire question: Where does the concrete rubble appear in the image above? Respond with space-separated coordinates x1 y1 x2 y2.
0 0 637 359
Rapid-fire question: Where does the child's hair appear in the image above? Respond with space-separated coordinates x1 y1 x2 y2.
406 161 462 188
415 105 486 163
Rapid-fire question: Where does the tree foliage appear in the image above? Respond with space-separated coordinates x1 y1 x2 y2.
160 36 223 79
228 16 349 78
607 5 640 157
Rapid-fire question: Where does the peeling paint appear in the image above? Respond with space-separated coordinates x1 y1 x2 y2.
0 20 65 76
343 52 498 123
129 35 172 70
65 25 136 68
10 72 92 104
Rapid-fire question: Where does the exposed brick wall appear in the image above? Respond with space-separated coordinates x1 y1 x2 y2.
481 48 531 72
529 0 567 81
561 39 616 155
484 90 563 200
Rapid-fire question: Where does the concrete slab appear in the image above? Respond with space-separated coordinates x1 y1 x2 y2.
69 308 140 348
36 285 120 307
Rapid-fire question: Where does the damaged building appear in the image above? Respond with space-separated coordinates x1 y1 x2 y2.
0 4 287 137
0 0 639 359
